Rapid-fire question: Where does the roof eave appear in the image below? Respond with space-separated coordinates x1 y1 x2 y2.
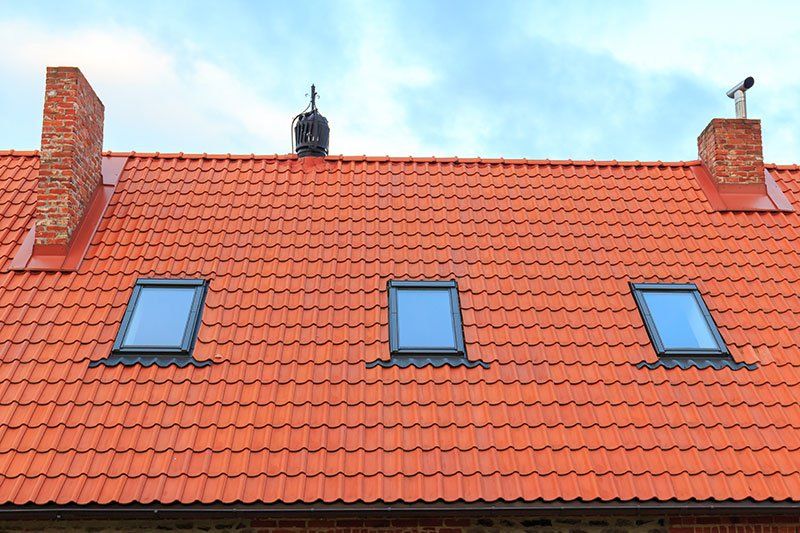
1 500 799 520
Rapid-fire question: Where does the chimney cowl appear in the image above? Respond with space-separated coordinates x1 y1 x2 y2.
292 85 329 158
726 76 755 118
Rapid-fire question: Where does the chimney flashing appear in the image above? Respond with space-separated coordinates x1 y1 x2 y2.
12 155 126 271
690 164 792 213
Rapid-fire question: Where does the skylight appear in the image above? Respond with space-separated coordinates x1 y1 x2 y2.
388 280 466 357
631 283 729 357
112 279 208 358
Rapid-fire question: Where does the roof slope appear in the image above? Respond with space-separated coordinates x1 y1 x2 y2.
1 151 800 506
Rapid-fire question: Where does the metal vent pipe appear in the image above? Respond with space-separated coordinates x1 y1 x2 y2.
726 76 755 118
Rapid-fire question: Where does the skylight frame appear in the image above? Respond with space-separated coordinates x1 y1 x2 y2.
631 282 730 358
112 278 208 357
387 280 467 357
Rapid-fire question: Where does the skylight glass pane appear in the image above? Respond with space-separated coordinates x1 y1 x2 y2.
396 289 456 349
642 291 718 350
123 287 196 347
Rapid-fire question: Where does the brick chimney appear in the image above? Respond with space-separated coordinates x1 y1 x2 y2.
36 67 104 253
697 118 764 189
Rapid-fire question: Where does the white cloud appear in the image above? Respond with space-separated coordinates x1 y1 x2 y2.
527 1 800 88
0 10 444 156
1 2 797 161
523 0 800 161
322 1 440 155
0 19 295 152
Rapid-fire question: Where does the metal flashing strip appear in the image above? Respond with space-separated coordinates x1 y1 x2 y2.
89 355 213 368
11 156 128 272
367 355 490 368
692 165 793 212
638 357 757 371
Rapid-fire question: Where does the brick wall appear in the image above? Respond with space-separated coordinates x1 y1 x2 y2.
0 515 667 532
247 516 668 532
0 515 796 532
669 515 800 533
697 118 764 186
36 66 104 252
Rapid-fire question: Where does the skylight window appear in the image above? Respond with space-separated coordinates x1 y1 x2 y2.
112 279 208 358
388 280 466 357
631 283 729 357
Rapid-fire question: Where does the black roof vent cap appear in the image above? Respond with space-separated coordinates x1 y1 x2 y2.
292 84 329 158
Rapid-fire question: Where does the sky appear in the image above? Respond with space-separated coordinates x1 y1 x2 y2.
0 0 798 162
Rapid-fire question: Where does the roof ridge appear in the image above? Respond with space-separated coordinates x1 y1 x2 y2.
767 163 800 170
5 149 798 168
105 151 703 167
0 149 39 156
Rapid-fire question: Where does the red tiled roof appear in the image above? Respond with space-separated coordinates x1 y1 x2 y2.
2 150 800 506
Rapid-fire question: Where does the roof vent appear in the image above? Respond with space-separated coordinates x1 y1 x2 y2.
726 76 754 118
292 84 329 157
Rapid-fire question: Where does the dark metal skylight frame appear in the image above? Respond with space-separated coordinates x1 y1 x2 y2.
388 280 467 358
112 278 208 358
631 282 730 358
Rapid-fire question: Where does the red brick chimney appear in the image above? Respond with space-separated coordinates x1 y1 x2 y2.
36 66 104 254
697 118 764 189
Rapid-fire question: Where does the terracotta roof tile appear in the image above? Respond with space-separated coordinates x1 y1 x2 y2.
1 152 800 505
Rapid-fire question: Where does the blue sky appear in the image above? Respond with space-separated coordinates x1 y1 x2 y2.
0 0 798 162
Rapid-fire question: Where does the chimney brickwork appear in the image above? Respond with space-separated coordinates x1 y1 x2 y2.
36 67 104 252
697 118 764 186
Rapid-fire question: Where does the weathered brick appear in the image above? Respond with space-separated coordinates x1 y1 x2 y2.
698 118 764 187
36 66 104 252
